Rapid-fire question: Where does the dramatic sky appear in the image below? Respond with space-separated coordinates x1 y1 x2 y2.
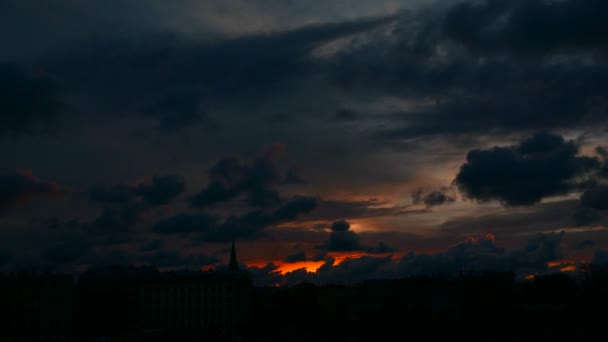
2 0 608 285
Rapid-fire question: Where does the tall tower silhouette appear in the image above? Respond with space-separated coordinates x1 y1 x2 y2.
229 239 239 272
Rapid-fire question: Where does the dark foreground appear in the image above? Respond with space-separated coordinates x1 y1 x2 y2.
2 267 608 341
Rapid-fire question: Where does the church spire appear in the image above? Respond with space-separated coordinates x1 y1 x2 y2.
229 239 239 272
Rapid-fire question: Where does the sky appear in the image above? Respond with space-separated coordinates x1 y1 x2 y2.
1 0 608 286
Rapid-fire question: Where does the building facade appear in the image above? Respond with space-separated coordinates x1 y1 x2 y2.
139 271 253 339
0 273 76 342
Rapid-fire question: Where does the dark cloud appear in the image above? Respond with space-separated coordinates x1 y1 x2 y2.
158 195 318 242
597 146 608 179
369 241 395 254
281 168 306 185
319 220 394 253
247 188 281 208
217 211 276 242
41 15 395 131
0 169 66 211
440 199 602 238
0 63 65 136
592 250 608 268
573 207 601 227
44 240 89 264
7 213 220 271
90 174 185 206
306 199 414 222
581 184 608 210
422 191 455 207
371 58 608 140
400 232 564 276
454 132 599 206
134 175 186 206
311 252 327 262
270 195 318 221
75 210 142 247
141 250 219 269
209 156 277 186
333 108 358 122
139 239 164 252
191 150 287 208
324 229 362 252
285 251 308 263
322 220 361 251
190 181 238 208
399 234 508 276
443 0 608 55
89 184 134 205
142 90 207 131
78 247 220 272
331 220 350 232
318 3 608 141
0 0 214 59
153 213 218 235
4 0 608 144
90 206 140 234
45 176 186 250
575 239 595 250
246 263 284 286
510 232 564 269
317 255 395 284
411 187 456 209
210 196 319 242
281 255 397 286
410 188 423 205
598 146 608 158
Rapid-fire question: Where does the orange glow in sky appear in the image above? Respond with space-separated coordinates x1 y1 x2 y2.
277 261 326 273
524 274 535 281
243 259 325 274
546 260 576 268
326 251 397 264
560 265 577 272
545 260 578 273
245 251 398 275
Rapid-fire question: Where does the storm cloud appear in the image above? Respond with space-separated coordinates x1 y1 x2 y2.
91 174 186 206
454 132 599 206
0 169 67 210
317 220 394 253
580 185 608 211
0 63 65 136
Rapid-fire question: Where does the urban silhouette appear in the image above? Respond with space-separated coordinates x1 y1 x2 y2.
2 242 608 341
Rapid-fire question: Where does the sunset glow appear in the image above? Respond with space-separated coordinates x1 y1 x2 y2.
546 260 578 269
277 261 326 273
560 265 577 273
241 251 401 275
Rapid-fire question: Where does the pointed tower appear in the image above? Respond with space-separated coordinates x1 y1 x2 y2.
229 239 239 272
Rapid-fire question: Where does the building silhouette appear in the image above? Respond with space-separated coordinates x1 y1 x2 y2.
139 241 252 340
77 241 253 341
0 273 76 342
139 269 253 340
77 265 156 341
